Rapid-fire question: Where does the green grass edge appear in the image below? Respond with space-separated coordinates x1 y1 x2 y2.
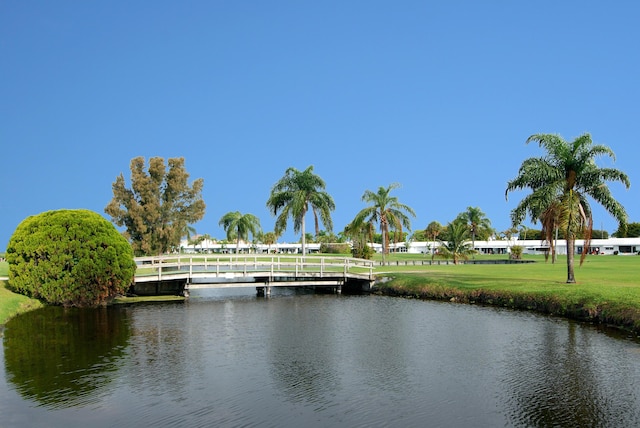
373 272 640 336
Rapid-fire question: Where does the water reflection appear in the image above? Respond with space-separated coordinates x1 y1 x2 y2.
1 294 639 427
502 319 640 426
268 295 342 408
3 306 130 408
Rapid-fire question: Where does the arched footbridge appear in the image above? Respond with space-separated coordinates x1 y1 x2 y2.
132 254 375 296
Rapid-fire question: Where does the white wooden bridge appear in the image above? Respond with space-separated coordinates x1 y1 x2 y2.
132 254 375 296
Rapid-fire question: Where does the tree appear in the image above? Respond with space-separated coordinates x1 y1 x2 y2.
343 220 375 259
455 207 492 257
261 231 278 253
425 221 443 261
6 209 136 307
219 211 262 255
105 157 205 256
437 222 475 264
506 133 630 283
266 166 335 255
352 183 416 261
613 222 640 238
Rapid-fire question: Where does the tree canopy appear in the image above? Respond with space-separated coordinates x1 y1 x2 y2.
437 222 475 264
266 165 335 255
6 209 136 306
506 133 630 283
105 157 205 256
352 183 415 259
454 206 493 255
613 222 640 238
219 211 262 254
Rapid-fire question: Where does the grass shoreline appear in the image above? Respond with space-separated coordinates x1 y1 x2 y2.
372 274 640 336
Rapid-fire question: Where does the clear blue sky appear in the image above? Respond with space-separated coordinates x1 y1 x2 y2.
2 1 638 249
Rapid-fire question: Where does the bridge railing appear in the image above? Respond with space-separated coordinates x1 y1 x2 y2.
134 254 374 280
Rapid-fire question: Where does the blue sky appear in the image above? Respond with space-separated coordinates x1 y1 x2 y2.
2 1 638 249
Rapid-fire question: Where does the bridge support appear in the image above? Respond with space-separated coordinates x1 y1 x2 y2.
256 283 271 297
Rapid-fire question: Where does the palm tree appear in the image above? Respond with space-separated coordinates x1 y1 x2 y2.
437 222 475 264
261 231 278 254
506 133 630 283
266 166 335 255
353 183 416 261
218 211 262 255
458 207 492 258
343 219 375 259
425 221 443 261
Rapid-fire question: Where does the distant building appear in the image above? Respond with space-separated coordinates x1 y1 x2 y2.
179 237 640 256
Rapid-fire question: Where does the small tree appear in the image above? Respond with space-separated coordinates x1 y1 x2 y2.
6 209 136 307
105 157 205 256
437 222 475 264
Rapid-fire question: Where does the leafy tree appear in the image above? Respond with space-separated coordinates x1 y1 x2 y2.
6 209 136 307
219 211 262 255
613 222 640 238
266 166 335 255
437 222 475 264
506 133 630 283
105 157 205 256
352 183 416 261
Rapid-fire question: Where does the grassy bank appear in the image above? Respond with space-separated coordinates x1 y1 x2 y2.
0 280 43 326
373 254 640 335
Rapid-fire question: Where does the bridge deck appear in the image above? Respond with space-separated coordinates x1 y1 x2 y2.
133 254 375 294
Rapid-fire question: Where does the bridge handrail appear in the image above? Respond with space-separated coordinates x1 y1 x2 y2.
134 254 374 280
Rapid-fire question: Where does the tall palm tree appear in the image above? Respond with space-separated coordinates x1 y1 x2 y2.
218 211 262 255
506 133 630 283
353 183 416 260
266 166 335 255
437 222 475 264
460 206 492 258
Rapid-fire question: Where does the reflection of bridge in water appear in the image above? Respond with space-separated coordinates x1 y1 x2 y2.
132 255 375 297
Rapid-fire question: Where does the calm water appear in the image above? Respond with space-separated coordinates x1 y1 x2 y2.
1 289 639 427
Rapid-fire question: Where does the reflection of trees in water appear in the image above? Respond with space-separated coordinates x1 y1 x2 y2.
502 321 640 427
268 296 341 407
3 306 130 408
121 302 192 398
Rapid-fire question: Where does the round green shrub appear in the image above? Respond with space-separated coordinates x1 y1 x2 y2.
6 209 136 307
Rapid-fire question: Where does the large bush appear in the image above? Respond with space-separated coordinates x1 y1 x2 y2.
6 209 136 306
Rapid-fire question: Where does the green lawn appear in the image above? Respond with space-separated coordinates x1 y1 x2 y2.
374 254 640 334
0 280 43 326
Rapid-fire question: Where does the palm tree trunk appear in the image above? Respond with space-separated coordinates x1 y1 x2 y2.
471 231 476 259
301 215 306 255
566 235 576 283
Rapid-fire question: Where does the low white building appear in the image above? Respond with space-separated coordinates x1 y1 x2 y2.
403 238 640 256
180 237 640 256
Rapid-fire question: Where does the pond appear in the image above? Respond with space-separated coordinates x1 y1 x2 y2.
2 289 639 427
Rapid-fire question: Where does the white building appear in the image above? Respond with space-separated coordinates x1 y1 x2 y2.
402 238 640 256
180 237 640 256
